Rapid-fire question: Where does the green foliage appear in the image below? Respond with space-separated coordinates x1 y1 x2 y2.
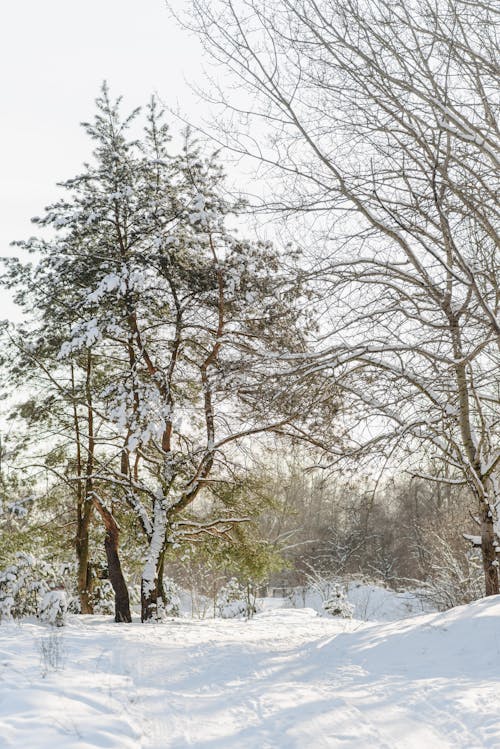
91 579 115 615
0 552 72 622
215 528 284 584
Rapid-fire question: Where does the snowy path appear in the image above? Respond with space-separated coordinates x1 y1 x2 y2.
1 600 500 748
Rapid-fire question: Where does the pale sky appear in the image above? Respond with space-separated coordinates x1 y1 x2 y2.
0 0 202 318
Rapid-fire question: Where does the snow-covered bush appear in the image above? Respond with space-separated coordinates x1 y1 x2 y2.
162 577 181 617
39 589 67 627
92 580 115 615
302 571 356 617
216 578 257 619
297 572 358 618
323 584 354 619
0 553 69 623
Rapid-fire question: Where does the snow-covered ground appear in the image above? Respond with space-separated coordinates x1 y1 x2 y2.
1 597 500 748
287 580 432 621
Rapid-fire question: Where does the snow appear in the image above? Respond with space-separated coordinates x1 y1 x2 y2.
2 596 500 747
288 582 431 621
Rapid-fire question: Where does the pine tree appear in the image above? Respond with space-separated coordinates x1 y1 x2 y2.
3 85 318 621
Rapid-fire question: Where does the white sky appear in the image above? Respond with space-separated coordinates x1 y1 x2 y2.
0 0 203 319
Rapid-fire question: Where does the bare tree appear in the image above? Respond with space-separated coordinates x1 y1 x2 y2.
183 0 500 592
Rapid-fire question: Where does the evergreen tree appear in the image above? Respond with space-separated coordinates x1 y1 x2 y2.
2 85 323 621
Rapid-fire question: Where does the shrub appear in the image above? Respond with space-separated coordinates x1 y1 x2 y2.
39 589 67 627
414 536 484 611
0 552 70 623
323 583 354 619
216 578 257 619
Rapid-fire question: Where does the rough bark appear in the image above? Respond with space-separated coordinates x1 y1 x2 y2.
450 319 499 595
481 475 500 597
141 582 158 622
157 549 166 604
141 548 166 622
92 498 131 623
75 503 94 614
73 362 94 613
141 498 168 622
104 520 132 623
481 506 499 597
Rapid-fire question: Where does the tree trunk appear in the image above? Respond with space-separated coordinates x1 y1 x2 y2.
157 549 166 604
141 548 167 622
72 361 94 614
141 580 158 622
92 498 132 622
104 521 132 623
450 329 499 596
141 498 168 622
481 522 499 596
480 478 500 596
76 498 94 613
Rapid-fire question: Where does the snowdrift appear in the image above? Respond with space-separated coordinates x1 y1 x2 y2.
286 580 431 621
302 593 500 679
